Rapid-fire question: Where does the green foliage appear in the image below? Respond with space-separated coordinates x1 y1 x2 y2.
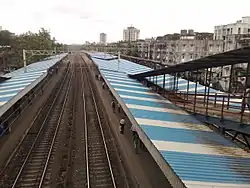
0 30 14 46
0 28 65 68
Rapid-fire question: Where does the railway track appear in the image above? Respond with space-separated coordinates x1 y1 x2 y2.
55 56 78 188
0 63 73 188
0 53 130 187
78 53 129 188
81 61 116 187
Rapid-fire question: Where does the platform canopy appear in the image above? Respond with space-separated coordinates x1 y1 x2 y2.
130 46 250 79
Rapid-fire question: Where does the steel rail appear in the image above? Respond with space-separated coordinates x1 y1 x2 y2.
81 63 90 188
11 64 73 188
0 64 71 182
38 64 74 187
81 60 117 188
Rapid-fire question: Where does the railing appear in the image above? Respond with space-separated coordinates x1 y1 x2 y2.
162 91 250 125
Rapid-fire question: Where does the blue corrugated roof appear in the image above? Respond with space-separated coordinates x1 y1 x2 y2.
95 55 243 113
91 53 250 188
0 53 67 108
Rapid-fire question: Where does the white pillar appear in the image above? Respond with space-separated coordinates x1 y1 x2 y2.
23 49 27 73
117 51 121 71
118 51 121 60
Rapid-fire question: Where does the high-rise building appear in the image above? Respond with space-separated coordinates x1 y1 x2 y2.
123 26 140 41
100 33 107 45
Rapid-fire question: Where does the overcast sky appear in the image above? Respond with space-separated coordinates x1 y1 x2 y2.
0 0 250 44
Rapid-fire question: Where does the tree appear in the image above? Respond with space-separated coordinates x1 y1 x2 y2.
0 28 65 69
0 30 14 46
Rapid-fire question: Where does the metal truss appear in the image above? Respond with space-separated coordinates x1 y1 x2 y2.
24 49 66 56
23 49 66 72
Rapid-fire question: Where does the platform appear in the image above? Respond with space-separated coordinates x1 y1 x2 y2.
91 54 250 188
0 53 67 117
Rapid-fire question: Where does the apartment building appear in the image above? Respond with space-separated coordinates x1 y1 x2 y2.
100 33 107 45
123 26 140 42
214 16 250 40
213 17 250 91
138 30 223 65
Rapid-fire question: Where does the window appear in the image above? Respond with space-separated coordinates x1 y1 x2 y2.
182 54 185 59
209 44 213 51
182 44 186 51
238 28 241 34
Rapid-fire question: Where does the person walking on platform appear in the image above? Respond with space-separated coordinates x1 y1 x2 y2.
131 125 139 153
119 118 125 134
111 100 116 113
55 65 59 74
48 69 53 76
102 82 105 89
117 103 121 113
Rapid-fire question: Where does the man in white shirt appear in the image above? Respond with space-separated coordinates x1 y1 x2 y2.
117 103 121 113
111 100 116 113
119 118 125 134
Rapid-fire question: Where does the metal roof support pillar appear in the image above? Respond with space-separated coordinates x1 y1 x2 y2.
206 68 212 117
241 60 250 123
193 70 198 113
173 73 176 92
204 68 209 105
176 73 179 92
227 64 234 109
163 74 166 95
185 71 190 108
